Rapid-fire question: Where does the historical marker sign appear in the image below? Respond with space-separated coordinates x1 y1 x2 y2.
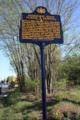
19 6 63 45
19 6 63 120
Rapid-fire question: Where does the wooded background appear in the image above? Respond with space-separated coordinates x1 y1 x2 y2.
0 0 80 94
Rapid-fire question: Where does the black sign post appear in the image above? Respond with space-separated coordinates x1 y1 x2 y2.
19 6 63 120
40 43 47 119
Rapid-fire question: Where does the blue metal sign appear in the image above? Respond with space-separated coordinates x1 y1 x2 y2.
19 6 63 45
19 6 63 120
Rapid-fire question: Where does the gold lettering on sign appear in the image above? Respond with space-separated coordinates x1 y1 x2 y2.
22 14 61 40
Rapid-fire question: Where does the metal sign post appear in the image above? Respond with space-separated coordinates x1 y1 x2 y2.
19 6 63 120
40 43 47 120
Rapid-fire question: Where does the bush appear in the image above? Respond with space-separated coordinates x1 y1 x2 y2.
50 102 80 120
0 107 23 120
27 111 41 120
54 91 68 101
53 79 68 91
25 79 37 92
60 55 80 85
1 108 15 120
14 101 33 112
2 89 20 106
0 103 3 108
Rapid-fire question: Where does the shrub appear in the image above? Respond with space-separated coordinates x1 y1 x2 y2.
50 102 80 120
2 89 20 106
25 79 37 92
15 101 33 112
53 79 68 91
1 107 15 120
27 111 41 120
0 109 4 120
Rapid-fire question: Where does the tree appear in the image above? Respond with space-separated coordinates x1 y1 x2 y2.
0 0 80 93
45 45 61 93
60 54 80 85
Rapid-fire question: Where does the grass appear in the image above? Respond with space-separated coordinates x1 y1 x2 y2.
0 87 80 119
53 87 80 103
0 109 4 119
68 88 80 102
15 101 33 112
50 101 80 120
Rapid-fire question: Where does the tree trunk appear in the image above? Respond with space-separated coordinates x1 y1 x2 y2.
17 60 26 92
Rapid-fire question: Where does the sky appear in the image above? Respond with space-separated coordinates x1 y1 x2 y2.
0 51 16 81
0 0 80 81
